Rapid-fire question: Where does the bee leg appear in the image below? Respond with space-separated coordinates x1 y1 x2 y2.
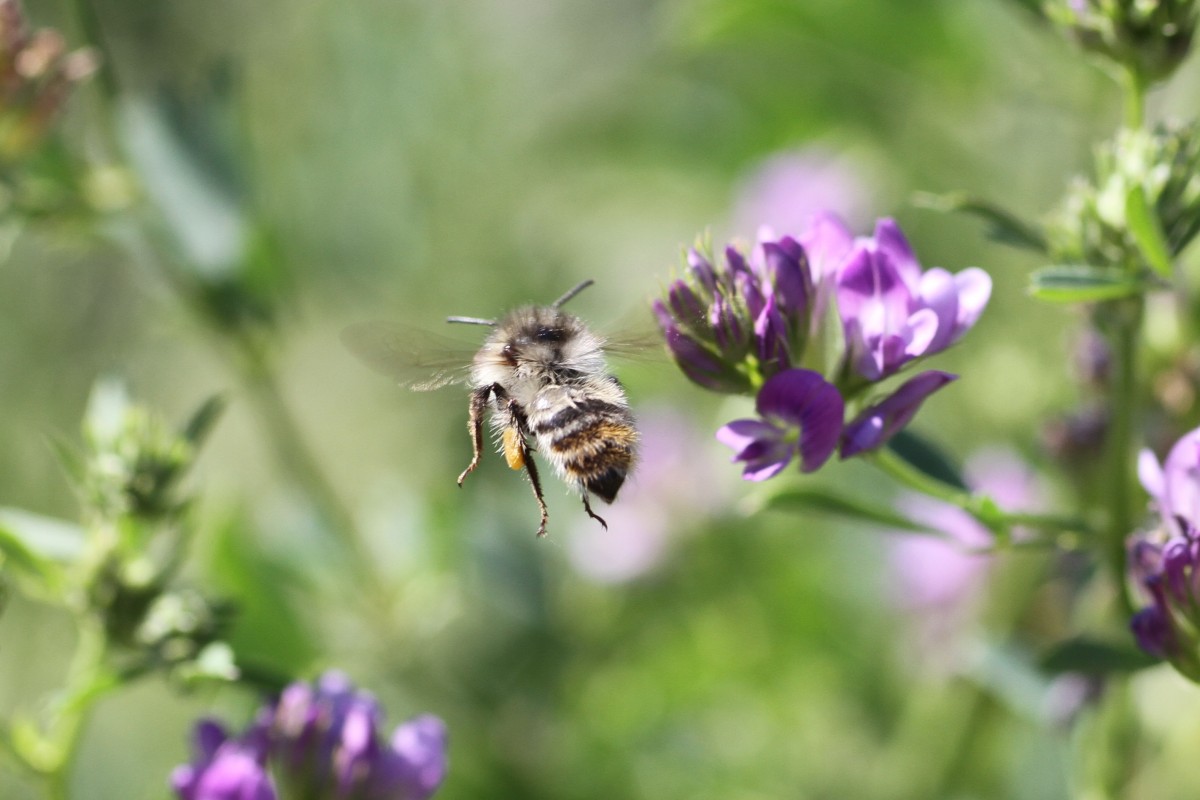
517 440 551 537
580 493 608 531
457 385 492 486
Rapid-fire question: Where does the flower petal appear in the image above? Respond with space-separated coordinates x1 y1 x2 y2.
716 418 785 457
754 368 844 472
916 267 960 353
952 267 992 339
840 371 957 458
873 217 921 288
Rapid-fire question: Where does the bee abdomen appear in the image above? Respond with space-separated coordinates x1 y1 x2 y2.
546 419 637 503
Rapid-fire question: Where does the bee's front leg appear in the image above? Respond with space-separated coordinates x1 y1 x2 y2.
457 385 493 486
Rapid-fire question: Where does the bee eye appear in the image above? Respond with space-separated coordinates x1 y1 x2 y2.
535 327 565 343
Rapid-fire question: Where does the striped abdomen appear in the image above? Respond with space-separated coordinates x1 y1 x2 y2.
528 385 637 503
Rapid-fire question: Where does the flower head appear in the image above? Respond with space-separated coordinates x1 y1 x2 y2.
654 229 825 392
173 672 448 800
1127 424 1200 681
716 369 844 480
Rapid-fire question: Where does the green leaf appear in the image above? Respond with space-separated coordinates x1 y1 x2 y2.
755 485 936 534
0 509 83 600
1039 637 1157 675
182 394 226 446
886 428 969 491
912 191 1047 253
0 508 84 563
1028 265 1146 303
0 524 57 588
1125 185 1174 279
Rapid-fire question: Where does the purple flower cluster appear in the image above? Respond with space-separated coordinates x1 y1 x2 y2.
172 672 448 800
1127 429 1200 679
655 214 991 479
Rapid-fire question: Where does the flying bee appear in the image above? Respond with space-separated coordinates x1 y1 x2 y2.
342 280 639 537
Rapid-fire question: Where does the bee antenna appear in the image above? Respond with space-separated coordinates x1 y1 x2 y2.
552 279 595 308
446 316 498 326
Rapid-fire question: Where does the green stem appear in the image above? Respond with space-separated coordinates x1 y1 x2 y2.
870 447 1095 544
1122 66 1146 129
1105 299 1142 617
871 447 969 506
41 620 113 798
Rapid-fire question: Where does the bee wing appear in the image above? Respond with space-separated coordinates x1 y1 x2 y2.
340 321 479 391
602 330 667 362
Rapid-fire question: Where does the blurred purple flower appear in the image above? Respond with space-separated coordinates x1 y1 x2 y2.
173 673 448 800
172 720 275 800
886 450 1042 669
888 449 1041 611
716 369 844 480
568 408 729 583
837 219 991 382
732 148 870 238
840 371 957 458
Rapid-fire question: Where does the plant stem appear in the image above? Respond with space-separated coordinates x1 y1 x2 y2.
869 447 1093 542
1122 66 1146 129
1104 298 1142 617
43 619 113 799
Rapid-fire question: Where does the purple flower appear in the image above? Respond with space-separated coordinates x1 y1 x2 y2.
1125 528 1200 680
172 673 448 800
1138 426 1200 537
266 671 448 800
840 371 957 458
716 369 844 480
837 219 991 382
172 721 275 800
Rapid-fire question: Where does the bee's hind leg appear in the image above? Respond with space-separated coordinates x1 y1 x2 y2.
518 445 551 538
580 493 608 531
457 385 492 486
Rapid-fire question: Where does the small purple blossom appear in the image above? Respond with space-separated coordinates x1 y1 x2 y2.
840 371 957 458
171 721 275 800
837 219 991 383
173 673 448 800
716 369 844 480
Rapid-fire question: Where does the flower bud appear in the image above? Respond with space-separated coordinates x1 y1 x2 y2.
1048 123 1200 272
1045 0 1197 83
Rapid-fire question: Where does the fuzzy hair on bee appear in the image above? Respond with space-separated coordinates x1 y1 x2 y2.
342 280 639 537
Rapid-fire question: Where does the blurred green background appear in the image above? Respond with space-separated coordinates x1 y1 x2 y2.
4 0 1200 797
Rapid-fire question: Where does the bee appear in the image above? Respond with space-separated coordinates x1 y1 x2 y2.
342 280 639 537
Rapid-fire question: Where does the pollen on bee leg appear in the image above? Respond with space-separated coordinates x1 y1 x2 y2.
503 426 526 470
